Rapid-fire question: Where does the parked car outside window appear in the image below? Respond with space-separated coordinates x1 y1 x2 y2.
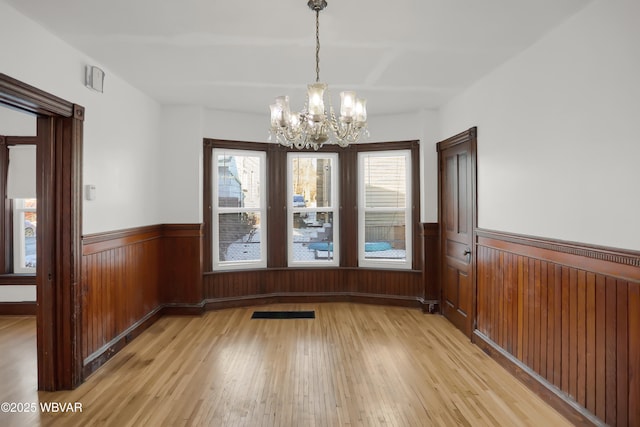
293 194 306 207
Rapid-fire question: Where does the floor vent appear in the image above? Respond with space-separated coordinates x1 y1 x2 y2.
251 310 315 319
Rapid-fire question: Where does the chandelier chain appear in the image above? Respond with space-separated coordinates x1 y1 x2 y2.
315 10 320 83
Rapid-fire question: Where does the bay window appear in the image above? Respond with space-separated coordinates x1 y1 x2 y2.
204 139 419 272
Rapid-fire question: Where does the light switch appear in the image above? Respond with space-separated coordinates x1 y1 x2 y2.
85 184 96 201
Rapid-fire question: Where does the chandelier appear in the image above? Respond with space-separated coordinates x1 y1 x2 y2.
269 0 368 150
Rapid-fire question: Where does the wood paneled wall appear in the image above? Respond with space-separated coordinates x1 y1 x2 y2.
81 224 202 378
203 268 425 309
202 222 437 310
475 229 640 426
82 226 162 376
422 222 440 310
161 224 203 305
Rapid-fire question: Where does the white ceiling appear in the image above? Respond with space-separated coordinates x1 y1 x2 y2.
3 0 592 115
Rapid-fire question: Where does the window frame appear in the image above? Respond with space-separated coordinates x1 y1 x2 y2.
286 152 340 267
357 149 412 270
211 148 267 271
0 137 39 277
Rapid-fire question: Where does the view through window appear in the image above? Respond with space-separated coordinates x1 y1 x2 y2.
212 149 267 269
14 198 36 273
288 153 339 266
358 150 411 269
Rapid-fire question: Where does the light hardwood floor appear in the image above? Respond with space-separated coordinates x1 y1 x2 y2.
0 304 573 426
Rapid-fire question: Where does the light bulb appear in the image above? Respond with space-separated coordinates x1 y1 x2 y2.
340 91 356 119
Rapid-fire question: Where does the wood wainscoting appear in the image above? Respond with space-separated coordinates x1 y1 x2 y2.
0 302 37 315
203 268 425 310
474 229 640 426
79 222 435 380
202 222 438 311
422 222 440 311
161 224 203 307
81 224 202 378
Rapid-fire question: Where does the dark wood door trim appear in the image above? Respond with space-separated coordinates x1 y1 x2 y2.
0 73 75 117
0 73 83 390
437 127 477 336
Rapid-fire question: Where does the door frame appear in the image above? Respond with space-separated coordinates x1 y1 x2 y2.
437 127 477 336
0 73 83 390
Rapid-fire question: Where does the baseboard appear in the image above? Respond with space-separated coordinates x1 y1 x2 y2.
0 301 37 315
161 302 205 316
202 292 428 311
472 330 603 427
82 306 163 380
163 294 440 313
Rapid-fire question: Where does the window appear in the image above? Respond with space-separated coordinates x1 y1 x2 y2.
13 198 37 273
358 150 412 269
287 152 339 267
3 143 37 275
212 149 267 270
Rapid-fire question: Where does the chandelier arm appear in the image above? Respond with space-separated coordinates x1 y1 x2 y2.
276 133 293 148
332 119 365 145
335 122 351 142
284 126 302 143
327 109 345 139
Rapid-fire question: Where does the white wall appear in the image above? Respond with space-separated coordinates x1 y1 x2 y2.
158 106 204 223
440 0 640 251
203 109 268 144
0 286 36 303
0 107 36 136
417 110 440 223
367 113 423 144
0 1 162 235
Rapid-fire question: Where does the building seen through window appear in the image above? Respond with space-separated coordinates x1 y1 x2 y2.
358 150 411 269
213 150 266 269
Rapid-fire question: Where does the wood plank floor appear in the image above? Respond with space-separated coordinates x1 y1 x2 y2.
0 304 573 426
